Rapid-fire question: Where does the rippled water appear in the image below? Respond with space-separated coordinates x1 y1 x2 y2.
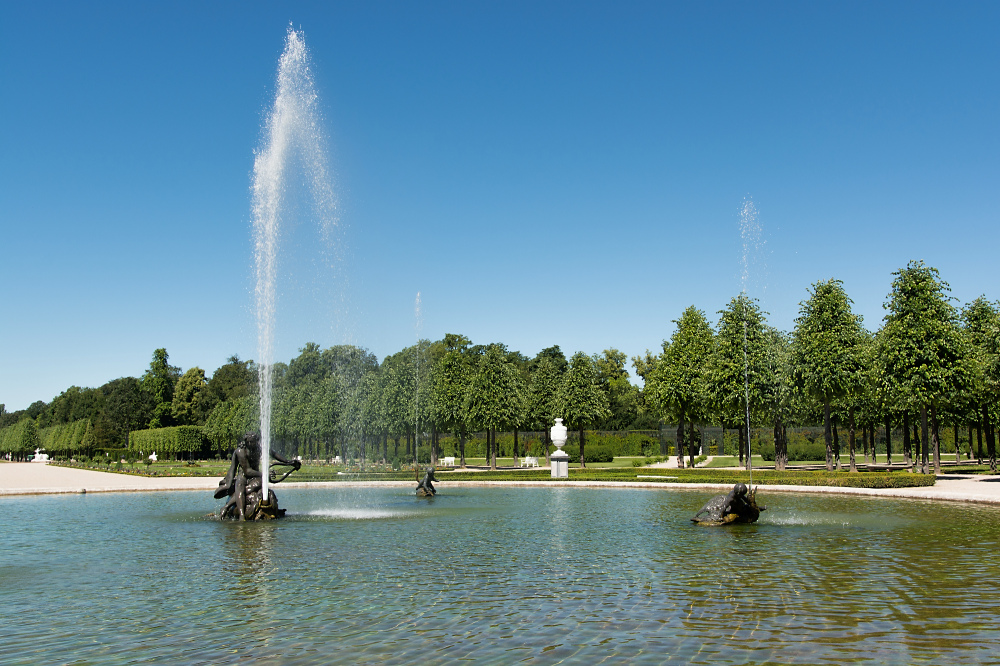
3 486 999 664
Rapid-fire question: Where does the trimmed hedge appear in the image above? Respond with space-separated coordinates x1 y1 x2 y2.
37 419 91 453
0 419 38 457
129 426 207 454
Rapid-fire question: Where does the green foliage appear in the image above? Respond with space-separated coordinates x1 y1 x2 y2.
142 348 181 428
171 367 207 426
129 426 207 455
791 279 867 405
878 261 970 412
465 344 527 431
37 418 91 453
647 306 714 423
710 295 773 425
558 352 610 430
758 437 829 462
0 418 38 456
592 348 641 429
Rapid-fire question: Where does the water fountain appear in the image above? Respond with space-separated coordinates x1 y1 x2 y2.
739 198 761 487
244 27 336 517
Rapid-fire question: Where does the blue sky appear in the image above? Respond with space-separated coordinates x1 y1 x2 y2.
2 1 998 410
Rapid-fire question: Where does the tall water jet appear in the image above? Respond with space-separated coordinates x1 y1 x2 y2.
413 292 422 467
739 198 761 485
252 28 336 501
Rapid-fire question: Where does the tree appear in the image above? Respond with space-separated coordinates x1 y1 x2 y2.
172 367 208 425
142 348 180 428
592 349 641 430
558 351 610 468
878 262 970 474
646 306 714 468
962 297 1000 471
465 344 526 470
527 356 563 465
790 279 867 471
104 377 149 449
204 355 256 417
432 335 475 467
710 295 771 468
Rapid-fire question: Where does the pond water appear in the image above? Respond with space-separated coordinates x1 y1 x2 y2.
3 485 999 664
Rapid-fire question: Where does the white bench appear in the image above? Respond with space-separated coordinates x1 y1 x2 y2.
331 456 342 464
441 456 456 467
521 456 539 468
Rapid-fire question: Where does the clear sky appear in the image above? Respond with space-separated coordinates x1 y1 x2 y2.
2 1 998 410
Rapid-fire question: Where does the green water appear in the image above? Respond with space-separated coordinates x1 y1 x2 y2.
2 486 999 664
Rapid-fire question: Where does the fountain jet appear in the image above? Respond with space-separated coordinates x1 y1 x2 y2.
252 27 336 501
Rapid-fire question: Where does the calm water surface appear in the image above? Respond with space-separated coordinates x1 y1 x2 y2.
3 486 999 665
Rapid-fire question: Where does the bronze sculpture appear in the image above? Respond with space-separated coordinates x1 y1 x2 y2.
691 483 765 525
215 432 301 520
416 466 437 497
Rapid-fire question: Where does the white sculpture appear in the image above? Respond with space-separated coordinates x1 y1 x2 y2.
31 448 49 463
550 418 569 478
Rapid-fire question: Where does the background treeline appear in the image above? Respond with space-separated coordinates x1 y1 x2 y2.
3 261 998 475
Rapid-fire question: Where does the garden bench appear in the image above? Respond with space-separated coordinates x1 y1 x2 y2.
521 456 539 467
441 456 456 467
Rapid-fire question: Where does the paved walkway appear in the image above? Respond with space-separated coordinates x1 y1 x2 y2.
3 462 1000 505
0 463 221 495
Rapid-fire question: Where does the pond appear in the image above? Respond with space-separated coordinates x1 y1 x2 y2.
2 485 999 664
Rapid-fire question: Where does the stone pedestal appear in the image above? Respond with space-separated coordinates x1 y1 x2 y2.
551 418 568 479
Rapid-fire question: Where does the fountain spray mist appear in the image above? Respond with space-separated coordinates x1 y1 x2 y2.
414 292 422 467
252 28 336 501
739 198 760 488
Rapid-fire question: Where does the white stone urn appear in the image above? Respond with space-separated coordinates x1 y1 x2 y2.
550 418 569 478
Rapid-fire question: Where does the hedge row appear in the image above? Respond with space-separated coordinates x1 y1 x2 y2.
37 419 92 453
129 426 207 454
0 419 38 456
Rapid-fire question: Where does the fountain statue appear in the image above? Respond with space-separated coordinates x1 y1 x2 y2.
215 432 300 520
691 483 765 525
416 467 438 497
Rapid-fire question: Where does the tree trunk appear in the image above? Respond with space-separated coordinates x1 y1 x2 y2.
490 429 497 470
884 416 892 464
861 424 868 463
824 402 833 471
689 420 696 468
902 413 910 467
977 420 984 464
579 427 586 468
431 423 438 467
544 425 551 466
513 428 519 467
848 407 857 472
985 405 997 473
832 420 841 471
738 421 745 467
930 405 941 475
954 423 960 463
920 404 929 475
782 425 788 470
459 427 467 468
677 418 686 468
773 421 784 471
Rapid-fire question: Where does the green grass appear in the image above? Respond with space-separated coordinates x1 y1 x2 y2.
50 457 940 489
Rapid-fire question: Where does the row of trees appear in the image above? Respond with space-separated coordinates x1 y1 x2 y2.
640 261 998 474
3 261 997 474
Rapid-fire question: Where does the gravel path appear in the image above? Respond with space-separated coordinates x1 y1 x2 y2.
0 462 221 495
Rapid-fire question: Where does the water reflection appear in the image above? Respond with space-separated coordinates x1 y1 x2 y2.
3 487 1000 664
